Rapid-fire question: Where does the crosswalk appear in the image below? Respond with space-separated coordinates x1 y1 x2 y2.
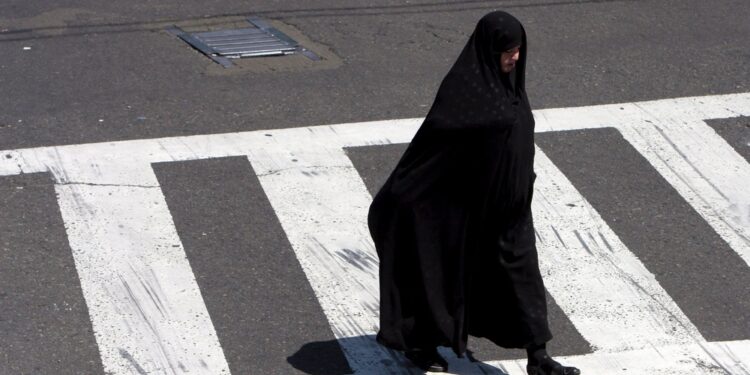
1 93 749 374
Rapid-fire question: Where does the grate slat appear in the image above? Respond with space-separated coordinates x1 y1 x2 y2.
216 46 297 55
199 35 280 43
204 37 283 47
209 40 291 49
194 28 265 38
199 35 276 43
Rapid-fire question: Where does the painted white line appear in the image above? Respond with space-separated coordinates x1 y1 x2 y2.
531 93 750 133
702 340 750 374
618 117 750 268
56 183 229 374
15 145 232 374
532 148 704 351
0 92 749 374
245 144 412 373
489 340 750 375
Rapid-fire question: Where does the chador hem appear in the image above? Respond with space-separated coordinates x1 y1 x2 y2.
473 332 554 350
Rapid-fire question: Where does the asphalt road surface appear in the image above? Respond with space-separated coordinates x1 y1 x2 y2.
1 1 749 374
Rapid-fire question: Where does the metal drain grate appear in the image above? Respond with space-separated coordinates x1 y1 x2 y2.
168 17 319 67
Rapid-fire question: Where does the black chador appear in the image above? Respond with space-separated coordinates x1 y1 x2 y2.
368 11 554 360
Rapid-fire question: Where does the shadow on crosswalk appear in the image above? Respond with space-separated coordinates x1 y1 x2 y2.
288 335 513 375
287 338 354 374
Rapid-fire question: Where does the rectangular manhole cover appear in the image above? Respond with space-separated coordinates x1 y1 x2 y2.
168 17 319 67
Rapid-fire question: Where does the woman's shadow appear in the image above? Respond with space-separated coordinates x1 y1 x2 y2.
287 335 512 374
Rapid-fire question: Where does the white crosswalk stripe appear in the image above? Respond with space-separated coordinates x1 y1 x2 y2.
1 93 749 374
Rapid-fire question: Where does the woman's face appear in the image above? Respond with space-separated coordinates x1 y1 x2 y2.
500 46 520 73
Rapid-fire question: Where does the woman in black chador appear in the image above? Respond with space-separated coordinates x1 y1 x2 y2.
367 11 580 375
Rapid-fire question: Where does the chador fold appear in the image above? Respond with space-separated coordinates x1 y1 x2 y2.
367 11 580 374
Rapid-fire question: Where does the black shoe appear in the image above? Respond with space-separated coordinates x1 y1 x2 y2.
527 359 580 375
405 348 448 372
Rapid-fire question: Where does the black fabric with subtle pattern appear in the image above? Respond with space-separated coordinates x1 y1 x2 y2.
367 11 552 356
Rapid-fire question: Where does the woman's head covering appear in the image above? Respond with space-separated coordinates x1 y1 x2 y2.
421 11 528 132
391 10 534 204
473 10 527 93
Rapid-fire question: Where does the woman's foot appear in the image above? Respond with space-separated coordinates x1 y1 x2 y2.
526 343 579 375
526 359 580 375
404 347 448 372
